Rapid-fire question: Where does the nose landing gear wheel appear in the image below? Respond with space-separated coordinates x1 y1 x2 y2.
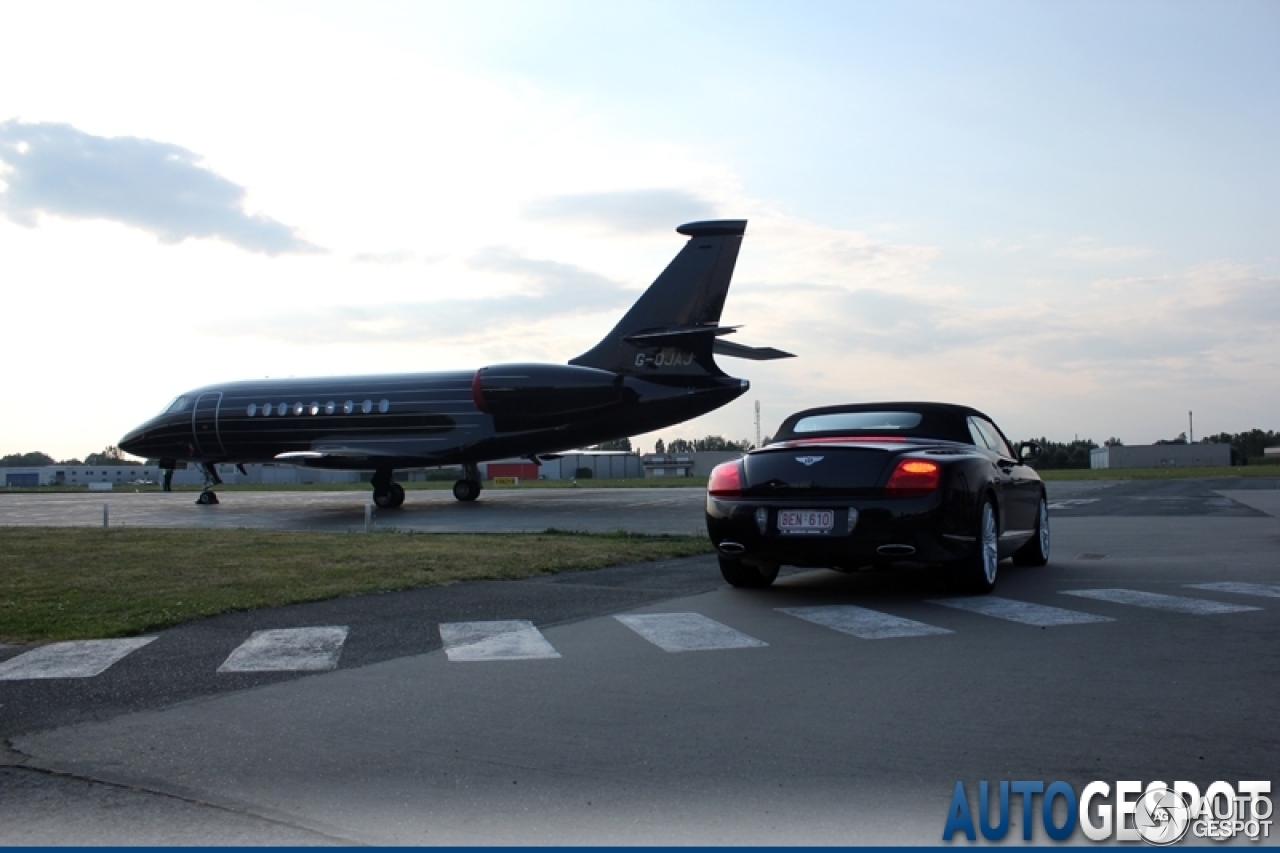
196 491 219 505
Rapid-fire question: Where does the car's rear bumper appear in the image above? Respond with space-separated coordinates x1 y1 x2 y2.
705 494 976 570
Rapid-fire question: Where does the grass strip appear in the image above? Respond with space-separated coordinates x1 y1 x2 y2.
0 527 712 643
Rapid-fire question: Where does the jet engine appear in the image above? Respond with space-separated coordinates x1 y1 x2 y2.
472 364 625 430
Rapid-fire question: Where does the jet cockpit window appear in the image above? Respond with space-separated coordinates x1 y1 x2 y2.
163 396 190 415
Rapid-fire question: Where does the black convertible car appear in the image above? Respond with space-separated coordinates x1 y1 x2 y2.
705 402 1049 592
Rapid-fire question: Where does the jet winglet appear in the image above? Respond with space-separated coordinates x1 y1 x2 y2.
712 339 796 361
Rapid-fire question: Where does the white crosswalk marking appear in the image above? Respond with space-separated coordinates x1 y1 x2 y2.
1185 582 1280 599
0 637 156 680
929 596 1114 627
439 620 560 661
217 627 349 673
615 612 767 652
1060 589 1261 615
778 605 952 639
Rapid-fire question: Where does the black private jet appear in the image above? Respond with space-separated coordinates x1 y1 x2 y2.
120 220 792 507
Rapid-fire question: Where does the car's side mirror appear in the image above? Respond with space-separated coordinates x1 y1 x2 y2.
1018 441 1041 463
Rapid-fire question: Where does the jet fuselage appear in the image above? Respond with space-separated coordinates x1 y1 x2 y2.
120 364 748 470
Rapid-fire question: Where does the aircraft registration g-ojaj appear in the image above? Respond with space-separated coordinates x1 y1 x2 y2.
119 220 793 507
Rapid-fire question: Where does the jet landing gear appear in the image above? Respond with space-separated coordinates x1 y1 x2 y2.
452 463 483 502
371 469 405 509
196 462 222 505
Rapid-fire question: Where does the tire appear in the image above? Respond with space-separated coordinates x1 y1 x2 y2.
373 484 405 509
959 497 999 593
718 554 780 589
1012 495 1050 567
452 479 481 502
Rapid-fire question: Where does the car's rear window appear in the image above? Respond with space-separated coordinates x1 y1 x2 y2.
791 412 924 433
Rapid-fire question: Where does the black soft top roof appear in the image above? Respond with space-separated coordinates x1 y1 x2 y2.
773 402 995 445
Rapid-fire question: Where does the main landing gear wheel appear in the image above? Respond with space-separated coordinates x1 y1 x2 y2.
718 554 780 589
196 491 219 505
1012 495 1050 567
959 497 999 594
452 479 481 502
373 482 405 509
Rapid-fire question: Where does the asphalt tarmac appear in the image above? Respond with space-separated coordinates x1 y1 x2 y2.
1 479 1278 844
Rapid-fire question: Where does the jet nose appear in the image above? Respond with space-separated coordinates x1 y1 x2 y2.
119 425 149 457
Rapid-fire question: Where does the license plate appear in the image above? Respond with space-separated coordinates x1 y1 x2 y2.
778 509 834 535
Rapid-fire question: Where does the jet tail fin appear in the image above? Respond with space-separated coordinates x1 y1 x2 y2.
571 220 790 374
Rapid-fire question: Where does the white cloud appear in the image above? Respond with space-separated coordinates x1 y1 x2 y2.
0 120 319 255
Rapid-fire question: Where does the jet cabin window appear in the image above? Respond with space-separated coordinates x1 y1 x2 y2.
247 403 258 417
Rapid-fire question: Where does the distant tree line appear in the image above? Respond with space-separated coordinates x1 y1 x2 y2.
1198 429 1280 465
1018 429 1279 469
657 435 755 454
0 446 142 467
1021 438 1099 470
588 438 633 451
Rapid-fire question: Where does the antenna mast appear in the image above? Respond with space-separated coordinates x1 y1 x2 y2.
754 400 761 448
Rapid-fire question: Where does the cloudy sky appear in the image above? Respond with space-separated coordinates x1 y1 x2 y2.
2 0 1276 461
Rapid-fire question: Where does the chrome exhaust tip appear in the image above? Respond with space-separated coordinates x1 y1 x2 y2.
718 541 746 555
876 544 917 557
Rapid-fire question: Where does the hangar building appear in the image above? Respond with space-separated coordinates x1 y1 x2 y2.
1089 443 1230 469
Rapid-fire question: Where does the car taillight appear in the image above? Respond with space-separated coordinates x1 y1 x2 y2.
707 461 743 497
884 459 940 496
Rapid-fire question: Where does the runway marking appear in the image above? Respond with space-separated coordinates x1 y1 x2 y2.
1047 498 1100 510
1185 582 1280 599
928 596 1115 627
1059 589 1262 615
439 620 561 661
614 613 767 652
0 637 156 680
218 627 349 672
777 605 952 639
